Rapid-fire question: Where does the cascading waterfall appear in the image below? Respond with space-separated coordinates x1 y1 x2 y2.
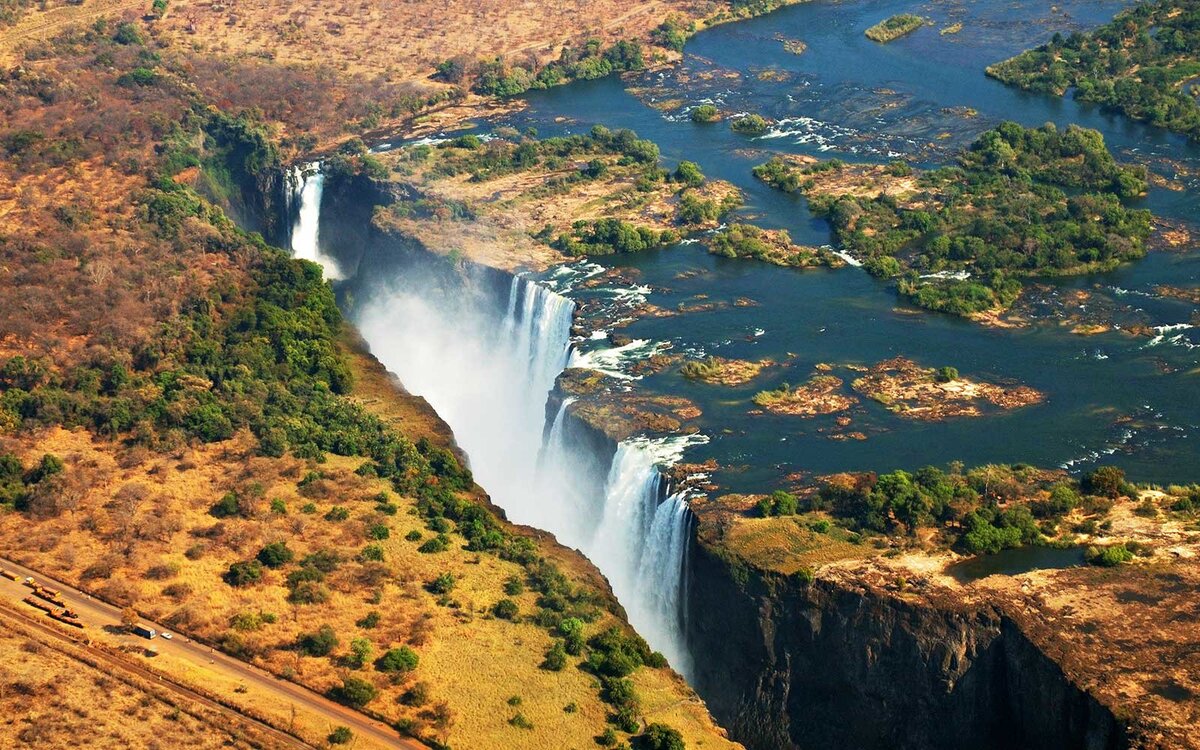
292 163 702 679
288 163 344 280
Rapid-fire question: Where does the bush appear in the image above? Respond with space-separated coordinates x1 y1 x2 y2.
331 677 378 708
1085 543 1134 567
256 541 293 568
367 523 390 540
376 646 420 673
223 560 263 587
426 573 456 595
357 611 381 629
634 723 685 750
360 544 385 562
1083 466 1126 498
542 641 568 671
731 114 769 135
328 727 353 745
673 160 705 187
503 575 525 596
297 625 338 657
934 366 959 383
492 598 519 620
690 104 719 123
418 534 449 553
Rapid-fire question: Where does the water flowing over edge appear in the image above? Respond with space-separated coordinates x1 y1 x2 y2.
289 162 704 679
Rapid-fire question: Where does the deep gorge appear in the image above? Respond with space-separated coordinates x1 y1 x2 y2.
270 163 1131 750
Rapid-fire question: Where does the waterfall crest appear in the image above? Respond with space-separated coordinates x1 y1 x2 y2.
288 163 344 280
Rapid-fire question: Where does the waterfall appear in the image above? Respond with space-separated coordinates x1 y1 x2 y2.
583 436 706 678
288 163 343 280
293 163 702 679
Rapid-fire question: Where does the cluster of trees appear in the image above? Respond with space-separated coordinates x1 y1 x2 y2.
813 464 1129 554
427 124 662 183
552 219 679 256
987 0 1200 139
440 37 646 98
0 452 63 511
756 122 1153 316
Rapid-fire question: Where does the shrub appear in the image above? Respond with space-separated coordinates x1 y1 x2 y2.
405 529 422 542
503 575 525 596
328 727 353 745
270 498 287 514
256 541 293 568
376 646 419 673
325 506 350 522
492 599 519 620
360 544 385 562
731 114 769 135
357 611 381 629
331 677 378 708
347 637 373 669
690 104 719 123
1086 543 1134 567
673 160 705 187
1083 466 1126 498
426 573 456 595
934 366 959 383
634 723 686 750
297 625 338 657
209 492 241 518
418 534 449 553
224 560 263 587
367 523 390 540
399 682 430 706
542 641 568 671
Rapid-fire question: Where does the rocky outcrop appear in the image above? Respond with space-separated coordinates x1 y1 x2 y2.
685 537 1128 750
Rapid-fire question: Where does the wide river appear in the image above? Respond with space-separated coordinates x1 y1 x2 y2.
457 0 1200 492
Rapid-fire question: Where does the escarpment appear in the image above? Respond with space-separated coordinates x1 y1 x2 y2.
686 537 1128 750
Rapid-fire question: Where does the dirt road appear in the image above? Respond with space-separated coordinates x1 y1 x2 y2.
0 556 425 750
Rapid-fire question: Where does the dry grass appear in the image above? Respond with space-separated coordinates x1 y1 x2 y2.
0 340 738 749
374 143 741 271
0 617 257 749
156 0 719 86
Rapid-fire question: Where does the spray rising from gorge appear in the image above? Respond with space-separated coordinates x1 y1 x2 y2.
287 166 699 676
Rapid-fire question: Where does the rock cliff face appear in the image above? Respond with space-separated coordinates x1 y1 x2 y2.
685 537 1128 750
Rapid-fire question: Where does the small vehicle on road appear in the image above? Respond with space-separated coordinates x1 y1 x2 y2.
160 632 173 640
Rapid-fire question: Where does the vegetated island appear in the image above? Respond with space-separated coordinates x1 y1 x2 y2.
366 127 742 271
864 14 927 43
754 122 1152 319
706 222 843 267
987 0 1200 140
680 356 774 386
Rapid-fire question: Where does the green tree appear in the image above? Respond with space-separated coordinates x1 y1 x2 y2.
635 723 686 750
256 541 293 568
224 560 263 587
332 676 378 708
376 646 419 673
297 625 338 657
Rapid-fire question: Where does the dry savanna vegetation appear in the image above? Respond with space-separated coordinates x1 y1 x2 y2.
0 612 264 749
368 129 742 271
0 10 738 750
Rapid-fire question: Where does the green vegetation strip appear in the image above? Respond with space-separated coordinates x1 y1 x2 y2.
988 0 1200 140
754 122 1151 316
